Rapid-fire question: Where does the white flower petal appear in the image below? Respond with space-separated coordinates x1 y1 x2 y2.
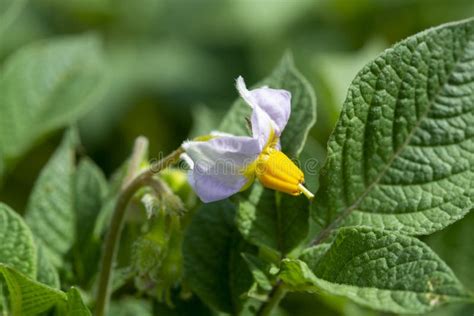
183 135 260 202
251 104 277 149
210 131 234 137
236 76 291 144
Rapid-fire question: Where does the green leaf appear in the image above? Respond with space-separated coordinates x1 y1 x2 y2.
298 137 325 194
35 245 60 289
0 0 27 35
298 243 331 270
241 253 273 291
315 18 474 235
74 158 108 246
426 210 474 290
0 203 36 278
219 53 316 157
237 183 309 255
92 161 128 241
0 34 105 168
297 137 327 244
25 129 78 268
183 200 254 314
72 158 108 285
425 302 474 316
281 227 472 314
0 264 67 315
0 265 89 315
65 287 91 316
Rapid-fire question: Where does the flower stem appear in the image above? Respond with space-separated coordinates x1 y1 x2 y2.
94 140 184 316
256 280 287 316
121 136 149 189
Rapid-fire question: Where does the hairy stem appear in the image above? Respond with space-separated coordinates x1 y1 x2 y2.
257 280 286 316
94 140 183 316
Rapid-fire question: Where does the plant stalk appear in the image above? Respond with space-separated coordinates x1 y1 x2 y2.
94 140 183 316
257 281 287 316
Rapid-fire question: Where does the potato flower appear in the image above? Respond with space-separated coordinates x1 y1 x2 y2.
181 76 314 203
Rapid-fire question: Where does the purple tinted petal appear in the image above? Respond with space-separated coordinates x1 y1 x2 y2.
250 105 275 150
187 169 248 203
183 135 260 202
236 76 291 140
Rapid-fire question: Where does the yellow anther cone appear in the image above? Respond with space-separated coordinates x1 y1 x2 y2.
255 149 314 199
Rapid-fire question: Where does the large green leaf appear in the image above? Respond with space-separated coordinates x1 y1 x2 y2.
281 227 472 314
183 200 254 314
219 53 316 158
0 34 105 168
237 183 309 256
0 264 67 315
0 203 36 278
315 18 474 235
25 129 78 268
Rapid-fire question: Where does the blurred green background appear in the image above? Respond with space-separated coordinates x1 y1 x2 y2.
0 0 473 315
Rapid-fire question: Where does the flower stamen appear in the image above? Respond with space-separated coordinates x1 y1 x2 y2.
254 148 312 199
298 183 314 200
